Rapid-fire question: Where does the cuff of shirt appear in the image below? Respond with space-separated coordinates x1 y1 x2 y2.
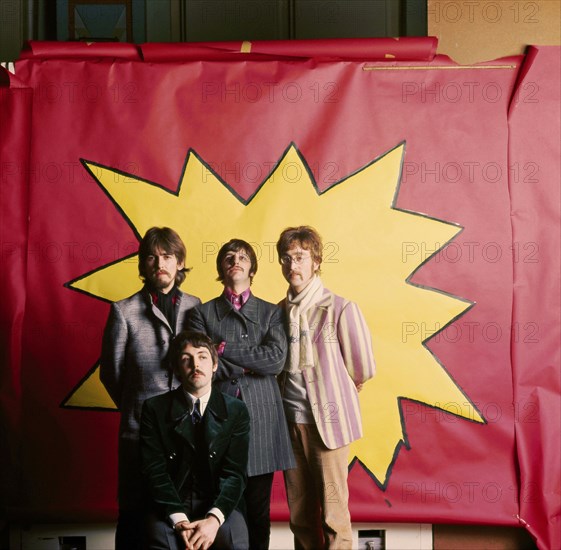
170 512 189 527
206 507 225 526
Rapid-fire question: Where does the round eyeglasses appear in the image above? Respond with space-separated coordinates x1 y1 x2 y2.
280 254 311 266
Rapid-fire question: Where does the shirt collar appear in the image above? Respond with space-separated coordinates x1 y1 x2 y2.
183 387 212 414
148 286 179 305
223 286 251 309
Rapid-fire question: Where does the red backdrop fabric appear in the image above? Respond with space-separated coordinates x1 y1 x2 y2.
0 68 33 517
0 39 559 549
508 46 561 550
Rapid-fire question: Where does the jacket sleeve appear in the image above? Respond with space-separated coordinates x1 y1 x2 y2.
139 399 189 517
99 302 127 408
220 306 288 376
212 402 250 519
337 301 376 385
184 305 206 336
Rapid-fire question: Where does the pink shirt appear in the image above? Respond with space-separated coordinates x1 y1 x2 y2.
223 287 251 310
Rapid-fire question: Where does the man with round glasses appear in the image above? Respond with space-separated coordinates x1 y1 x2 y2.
276 225 376 550
186 238 294 550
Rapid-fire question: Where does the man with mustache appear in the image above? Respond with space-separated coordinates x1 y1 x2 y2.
101 226 201 550
276 226 375 550
140 330 250 550
187 239 294 550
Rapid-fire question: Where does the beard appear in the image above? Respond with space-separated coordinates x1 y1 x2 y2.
147 270 175 291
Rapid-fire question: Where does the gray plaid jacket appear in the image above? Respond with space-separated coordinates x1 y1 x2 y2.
100 286 200 509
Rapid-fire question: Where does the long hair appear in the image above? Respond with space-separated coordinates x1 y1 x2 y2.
276 225 323 274
138 227 190 287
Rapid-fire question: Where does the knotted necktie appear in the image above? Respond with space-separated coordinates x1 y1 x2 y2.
191 399 202 424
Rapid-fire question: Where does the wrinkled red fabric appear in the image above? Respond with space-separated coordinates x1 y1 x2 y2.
0 40 558 549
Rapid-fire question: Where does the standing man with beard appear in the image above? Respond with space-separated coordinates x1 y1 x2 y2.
101 226 201 550
187 238 294 550
276 226 375 550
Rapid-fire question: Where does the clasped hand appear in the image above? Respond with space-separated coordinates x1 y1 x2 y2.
175 516 220 550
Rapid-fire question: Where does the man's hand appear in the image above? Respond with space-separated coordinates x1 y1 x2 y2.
176 515 220 550
174 520 191 549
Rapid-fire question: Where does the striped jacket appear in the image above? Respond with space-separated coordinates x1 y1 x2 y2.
278 288 375 449
186 294 295 476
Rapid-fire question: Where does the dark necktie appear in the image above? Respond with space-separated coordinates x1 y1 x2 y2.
191 399 202 424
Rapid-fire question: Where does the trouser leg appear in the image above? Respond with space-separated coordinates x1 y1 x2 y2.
244 472 274 550
214 509 249 550
143 512 181 550
284 423 324 550
116 509 145 550
285 423 352 550
310 439 352 549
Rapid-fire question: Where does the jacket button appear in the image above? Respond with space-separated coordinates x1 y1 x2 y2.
209 451 216 459
231 378 238 384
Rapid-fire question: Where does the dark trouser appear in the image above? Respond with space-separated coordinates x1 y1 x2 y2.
116 509 145 550
116 437 147 550
144 499 248 550
245 472 275 550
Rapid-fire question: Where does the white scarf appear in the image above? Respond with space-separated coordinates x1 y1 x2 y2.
286 276 324 373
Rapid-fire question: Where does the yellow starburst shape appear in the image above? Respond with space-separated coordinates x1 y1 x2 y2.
65 142 484 486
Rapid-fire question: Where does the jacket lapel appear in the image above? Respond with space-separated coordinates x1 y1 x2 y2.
216 296 232 322
170 388 228 450
142 287 173 333
239 294 259 325
310 289 334 343
170 388 195 449
215 293 259 325
204 389 228 449
174 290 188 334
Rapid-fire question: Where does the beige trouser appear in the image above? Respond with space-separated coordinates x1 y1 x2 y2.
284 422 352 550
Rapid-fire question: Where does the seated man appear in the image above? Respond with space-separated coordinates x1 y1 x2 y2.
140 330 250 550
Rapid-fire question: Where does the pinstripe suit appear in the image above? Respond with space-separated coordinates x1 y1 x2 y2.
187 293 295 549
186 294 295 476
100 287 201 511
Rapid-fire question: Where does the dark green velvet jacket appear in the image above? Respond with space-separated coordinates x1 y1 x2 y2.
140 387 250 520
